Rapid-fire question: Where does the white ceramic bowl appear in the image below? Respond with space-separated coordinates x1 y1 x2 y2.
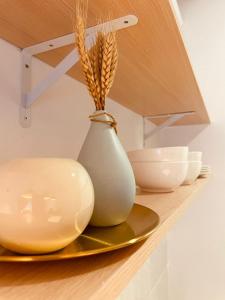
131 161 188 192
0 158 94 254
183 161 202 185
127 147 188 162
188 151 202 161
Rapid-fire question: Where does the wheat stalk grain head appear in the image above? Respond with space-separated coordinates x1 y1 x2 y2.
74 0 118 110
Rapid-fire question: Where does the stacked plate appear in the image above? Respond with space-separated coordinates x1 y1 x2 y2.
198 165 211 178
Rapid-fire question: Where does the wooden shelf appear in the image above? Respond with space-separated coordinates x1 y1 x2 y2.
0 0 210 125
0 178 208 300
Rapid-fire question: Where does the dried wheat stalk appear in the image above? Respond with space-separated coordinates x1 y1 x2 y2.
101 32 118 108
74 0 118 111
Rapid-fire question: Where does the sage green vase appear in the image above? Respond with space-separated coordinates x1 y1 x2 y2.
78 111 136 227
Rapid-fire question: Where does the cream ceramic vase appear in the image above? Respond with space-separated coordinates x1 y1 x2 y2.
0 158 94 254
78 111 136 227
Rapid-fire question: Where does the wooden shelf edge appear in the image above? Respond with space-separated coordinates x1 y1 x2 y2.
92 178 209 300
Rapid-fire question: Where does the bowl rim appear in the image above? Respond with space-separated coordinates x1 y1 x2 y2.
128 146 189 153
130 160 188 164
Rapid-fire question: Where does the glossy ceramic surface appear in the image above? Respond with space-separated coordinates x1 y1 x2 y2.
0 158 94 254
0 204 159 262
131 161 188 192
78 111 136 227
127 147 188 162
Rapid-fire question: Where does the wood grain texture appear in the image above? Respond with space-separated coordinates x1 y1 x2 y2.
0 178 208 300
0 0 210 125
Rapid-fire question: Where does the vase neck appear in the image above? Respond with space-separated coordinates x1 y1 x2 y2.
89 111 117 133
90 110 110 121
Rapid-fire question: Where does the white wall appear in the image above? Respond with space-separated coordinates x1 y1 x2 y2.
0 38 143 161
158 1 225 299
118 240 168 300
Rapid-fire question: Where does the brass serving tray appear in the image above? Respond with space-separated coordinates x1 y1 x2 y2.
0 204 159 262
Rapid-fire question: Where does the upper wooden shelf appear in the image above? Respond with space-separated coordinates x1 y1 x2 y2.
0 178 208 299
0 0 210 125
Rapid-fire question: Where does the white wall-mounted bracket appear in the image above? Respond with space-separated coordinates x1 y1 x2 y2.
143 111 195 147
20 15 138 127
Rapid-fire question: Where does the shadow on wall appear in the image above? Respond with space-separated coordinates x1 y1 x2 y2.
157 124 209 147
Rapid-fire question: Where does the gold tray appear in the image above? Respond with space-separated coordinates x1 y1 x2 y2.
0 204 159 262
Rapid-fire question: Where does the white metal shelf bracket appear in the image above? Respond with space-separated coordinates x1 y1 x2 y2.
143 111 195 147
20 15 138 127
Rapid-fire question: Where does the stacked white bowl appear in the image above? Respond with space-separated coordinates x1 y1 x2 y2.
127 147 189 193
182 152 202 185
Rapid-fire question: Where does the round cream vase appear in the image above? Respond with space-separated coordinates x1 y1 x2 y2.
0 158 94 254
